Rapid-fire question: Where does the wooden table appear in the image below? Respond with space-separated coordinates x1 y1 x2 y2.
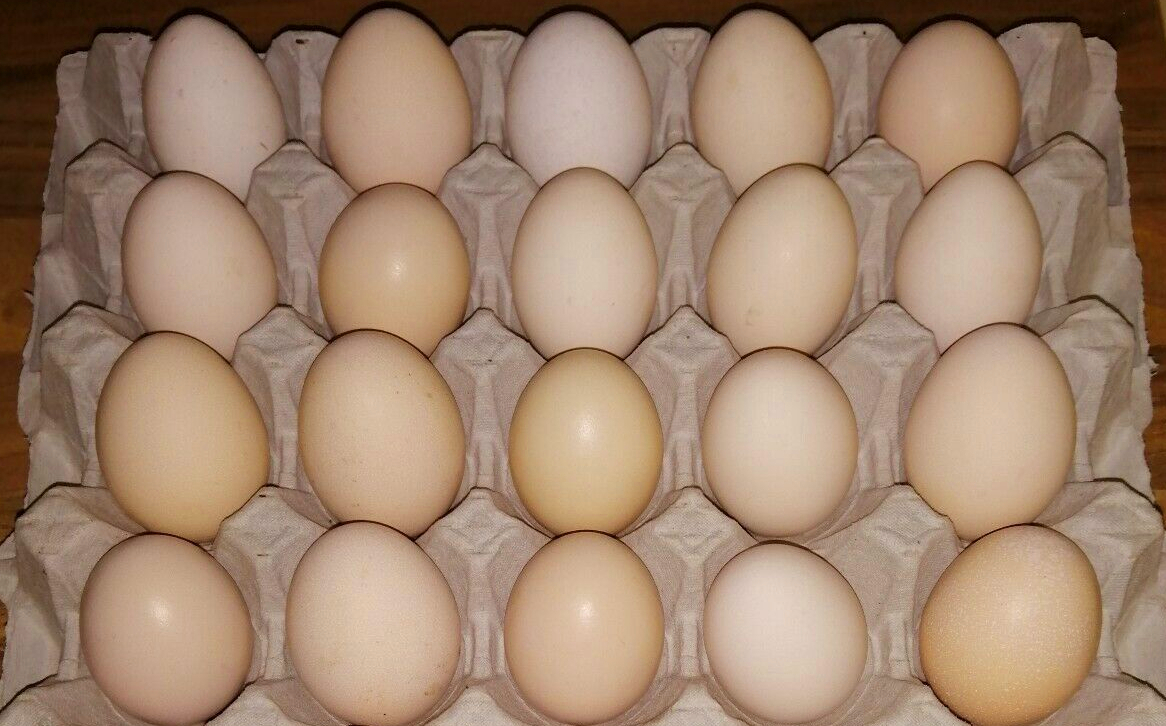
0 0 1163 662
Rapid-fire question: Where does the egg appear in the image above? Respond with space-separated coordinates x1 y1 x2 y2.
920 525 1101 726
143 14 286 200
904 324 1076 541
319 183 470 355
122 171 278 359
704 543 868 724
702 349 858 537
322 8 472 193
877 20 1022 189
286 522 461 726
511 167 657 358
96 332 270 543
505 532 664 725
509 349 662 535
894 161 1042 351
298 330 464 537
692 9 834 195
505 11 652 187
81 534 253 726
706 164 857 355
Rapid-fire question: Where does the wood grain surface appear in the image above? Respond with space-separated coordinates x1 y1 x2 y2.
0 0 1163 666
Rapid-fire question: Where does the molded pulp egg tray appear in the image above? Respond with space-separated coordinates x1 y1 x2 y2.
0 20 1163 726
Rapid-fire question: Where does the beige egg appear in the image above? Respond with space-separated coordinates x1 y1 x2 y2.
81 534 253 726
895 161 1042 351
509 349 662 535
905 324 1076 541
706 165 857 355
319 183 470 355
143 14 286 200
920 525 1101 726
702 349 858 537
511 167 657 359
704 543 868 724
96 332 270 543
122 171 278 360
505 532 664 725
505 11 652 187
298 330 464 537
286 522 461 726
692 9 834 195
322 8 472 193
878 20 1022 190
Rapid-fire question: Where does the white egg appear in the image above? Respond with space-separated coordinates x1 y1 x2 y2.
701 348 858 537
511 167 657 358
505 11 652 187
894 161 1042 351
143 14 286 200
704 543 868 723
122 171 278 360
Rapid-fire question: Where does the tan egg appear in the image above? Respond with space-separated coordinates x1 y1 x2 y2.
322 8 472 193
81 534 253 726
904 324 1076 541
298 330 464 537
706 165 857 355
122 171 278 360
509 349 662 535
96 333 270 543
702 349 858 537
704 543 868 724
895 161 1042 351
143 14 286 200
920 525 1101 726
511 167 657 359
505 532 664 725
319 183 470 355
505 11 652 187
692 9 834 195
286 522 461 726
878 20 1022 189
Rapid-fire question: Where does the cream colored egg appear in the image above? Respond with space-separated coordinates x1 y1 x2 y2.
143 14 286 200
702 349 857 537
704 543 868 724
878 20 1022 189
904 324 1076 541
96 333 270 543
706 164 857 355
322 9 472 193
692 9 834 195
511 167 657 358
287 522 461 726
505 11 652 187
122 171 278 359
81 534 253 726
298 330 464 537
319 183 470 355
895 161 1042 351
505 532 664 725
509 349 662 535
920 525 1101 726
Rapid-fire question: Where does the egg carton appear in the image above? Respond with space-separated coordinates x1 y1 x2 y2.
0 18 1162 726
